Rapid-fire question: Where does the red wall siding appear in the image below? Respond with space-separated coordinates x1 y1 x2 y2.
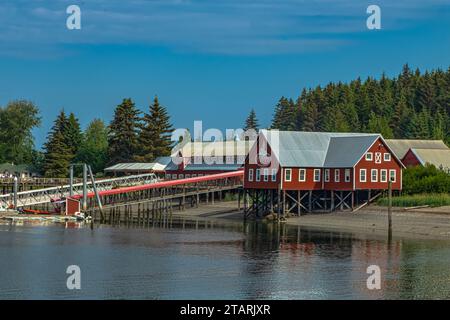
282 168 323 191
244 135 280 189
324 168 354 191
354 138 402 190
402 149 421 167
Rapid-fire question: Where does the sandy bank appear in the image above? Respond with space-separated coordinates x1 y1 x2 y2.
173 201 450 240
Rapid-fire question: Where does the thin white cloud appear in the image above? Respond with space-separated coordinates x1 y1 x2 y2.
0 0 448 56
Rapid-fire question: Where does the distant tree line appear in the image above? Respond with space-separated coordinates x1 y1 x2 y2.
0 96 173 178
3 64 449 178
266 64 450 145
43 96 173 177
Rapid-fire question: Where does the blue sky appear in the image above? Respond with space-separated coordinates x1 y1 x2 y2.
0 0 449 148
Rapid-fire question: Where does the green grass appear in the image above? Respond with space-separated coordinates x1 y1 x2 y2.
378 193 450 208
223 193 238 201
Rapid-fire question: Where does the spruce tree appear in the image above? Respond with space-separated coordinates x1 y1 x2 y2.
302 100 319 132
244 109 259 131
107 98 141 165
333 108 351 132
270 97 297 130
391 93 409 137
135 96 173 162
65 112 83 157
366 112 394 138
43 111 72 177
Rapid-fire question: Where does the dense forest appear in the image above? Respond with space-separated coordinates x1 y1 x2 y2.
0 96 173 177
1 64 449 178
268 64 450 145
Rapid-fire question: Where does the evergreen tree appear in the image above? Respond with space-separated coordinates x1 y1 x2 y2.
366 112 394 138
65 112 83 157
107 98 141 165
262 64 450 141
271 97 296 130
77 119 109 174
135 96 173 162
302 99 319 132
333 108 351 132
391 93 410 137
244 109 259 131
43 111 72 177
416 107 432 139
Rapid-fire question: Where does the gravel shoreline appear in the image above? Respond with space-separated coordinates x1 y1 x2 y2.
171 202 450 241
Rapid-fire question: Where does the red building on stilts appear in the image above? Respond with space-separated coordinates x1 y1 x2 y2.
243 130 404 217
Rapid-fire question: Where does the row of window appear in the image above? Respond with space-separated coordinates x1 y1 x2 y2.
365 152 391 163
165 173 205 180
248 168 277 182
247 168 397 183
360 169 396 183
284 168 351 183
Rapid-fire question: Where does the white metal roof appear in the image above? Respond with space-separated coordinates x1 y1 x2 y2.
172 140 256 158
104 162 167 172
385 139 449 159
261 130 381 168
410 148 450 171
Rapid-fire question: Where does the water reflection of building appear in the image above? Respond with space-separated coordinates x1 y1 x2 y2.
240 223 358 299
350 239 402 299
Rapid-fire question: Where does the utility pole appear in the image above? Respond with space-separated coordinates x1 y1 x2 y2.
82 163 88 211
69 165 74 197
388 180 392 242
13 176 18 209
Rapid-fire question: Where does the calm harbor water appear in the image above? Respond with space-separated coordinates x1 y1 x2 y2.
1 218 450 300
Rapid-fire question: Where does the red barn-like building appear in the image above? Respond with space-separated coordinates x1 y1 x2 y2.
243 130 404 217
164 140 255 179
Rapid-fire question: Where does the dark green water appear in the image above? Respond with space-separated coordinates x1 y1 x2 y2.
1 218 450 299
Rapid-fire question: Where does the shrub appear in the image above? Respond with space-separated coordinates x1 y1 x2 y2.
402 164 450 195
378 193 450 207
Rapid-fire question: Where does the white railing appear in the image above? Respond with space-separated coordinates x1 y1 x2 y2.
0 173 158 208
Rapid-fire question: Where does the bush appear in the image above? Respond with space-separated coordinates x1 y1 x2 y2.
378 193 450 207
402 164 450 195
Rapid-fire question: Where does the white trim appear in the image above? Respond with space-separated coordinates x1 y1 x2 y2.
383 153 391 162
352 135 406 169
298 168 306 182
360 169 367 183
345 169 351 182
389 169 396 183
334 169 340 182
284 168 292 182
375 152 382 164
256 168 261 182
352 167 355 190
365 152 373 161
313 169 321 182
380 169 387 182
263 168 269 182
271 169 277 182
324 169 330 182
371 169 378 182
248 169 254 182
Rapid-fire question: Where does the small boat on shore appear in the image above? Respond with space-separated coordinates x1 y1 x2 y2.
19 208 59 215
